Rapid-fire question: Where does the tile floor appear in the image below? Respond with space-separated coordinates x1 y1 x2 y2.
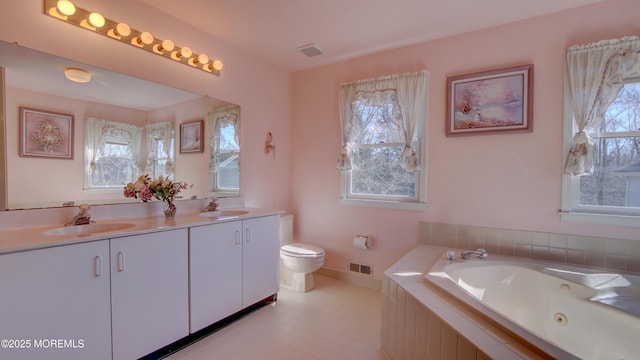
166 275 386 360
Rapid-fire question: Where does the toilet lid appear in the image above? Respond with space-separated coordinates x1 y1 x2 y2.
280 243 325 258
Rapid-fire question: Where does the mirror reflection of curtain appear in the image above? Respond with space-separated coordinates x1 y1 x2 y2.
145 121 175 177
84 118 143 189
207 106 240 193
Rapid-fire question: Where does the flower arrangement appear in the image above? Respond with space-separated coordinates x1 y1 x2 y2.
33 118 63 152
124 175 189 216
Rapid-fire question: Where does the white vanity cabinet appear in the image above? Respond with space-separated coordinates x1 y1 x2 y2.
189 214 280 333
110 229 189 360
241 215 280 306
0 240 112 360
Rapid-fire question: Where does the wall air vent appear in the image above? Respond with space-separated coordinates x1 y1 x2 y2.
349 262 373 276
296 43 325 58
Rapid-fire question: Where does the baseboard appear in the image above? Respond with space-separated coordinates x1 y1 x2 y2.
316 267 382 291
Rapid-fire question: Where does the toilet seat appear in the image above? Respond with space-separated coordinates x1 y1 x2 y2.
280 243 325 258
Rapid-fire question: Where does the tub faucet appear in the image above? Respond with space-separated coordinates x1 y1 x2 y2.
65 204 95 226
461 248 488 260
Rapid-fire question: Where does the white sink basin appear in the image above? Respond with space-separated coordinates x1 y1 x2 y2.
198 210 250 218
43 223 136 236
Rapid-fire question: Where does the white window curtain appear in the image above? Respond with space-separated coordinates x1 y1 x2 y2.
207 106 240 173
564 36 640 176
85 118 143 175
145 121 175 175
337 70 428 173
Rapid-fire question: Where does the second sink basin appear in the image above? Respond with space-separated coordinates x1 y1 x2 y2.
43 223 136 236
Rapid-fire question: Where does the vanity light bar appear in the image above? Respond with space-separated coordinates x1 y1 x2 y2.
43 0 223 76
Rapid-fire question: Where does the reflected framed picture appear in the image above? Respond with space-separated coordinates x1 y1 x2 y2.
180 119 204 153
446 64 533 136
19 107 74 159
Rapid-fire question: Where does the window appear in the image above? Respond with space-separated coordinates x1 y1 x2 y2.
338 71 428 210
145 122 175 179
85 118 143 190
561 36 640 226
580 82 640 208
207 106 240 196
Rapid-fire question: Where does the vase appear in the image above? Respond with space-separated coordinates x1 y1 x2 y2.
163 201 177 218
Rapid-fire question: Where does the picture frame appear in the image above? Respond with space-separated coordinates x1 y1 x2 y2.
180 119 204 153
446 64 533 136
19 107 74 159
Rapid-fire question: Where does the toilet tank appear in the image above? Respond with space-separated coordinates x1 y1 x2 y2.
280 214 294 246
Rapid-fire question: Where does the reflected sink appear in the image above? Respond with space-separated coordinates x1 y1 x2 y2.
43 223 136 236
198 210 250 218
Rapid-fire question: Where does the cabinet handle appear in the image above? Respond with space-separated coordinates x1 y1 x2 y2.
117 251 125 272
235 230 241 246
245 228 251 243
94 256 102 277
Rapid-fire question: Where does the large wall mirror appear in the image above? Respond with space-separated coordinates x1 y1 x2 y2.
0 40 239 210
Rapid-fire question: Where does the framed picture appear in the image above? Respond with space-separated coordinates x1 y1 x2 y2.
19 107 74 159
180 120 204 153
446 64 533 136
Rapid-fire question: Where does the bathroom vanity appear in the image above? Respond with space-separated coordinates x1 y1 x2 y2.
0 208 280 360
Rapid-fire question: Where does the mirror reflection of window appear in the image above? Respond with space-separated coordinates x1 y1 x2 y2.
85 118 143 190
208 106 240 195
145 122 175 179
92 141 136 187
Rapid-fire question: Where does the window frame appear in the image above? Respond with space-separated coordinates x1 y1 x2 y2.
561 79 640 227
339 94 427 211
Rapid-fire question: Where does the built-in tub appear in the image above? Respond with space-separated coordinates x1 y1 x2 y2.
425 251 640 360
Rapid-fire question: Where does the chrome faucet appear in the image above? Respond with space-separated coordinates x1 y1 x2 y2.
461 248 488 260
65 204 95 226
203 198 220 212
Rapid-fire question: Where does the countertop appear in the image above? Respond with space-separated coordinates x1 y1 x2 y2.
0 207 281 255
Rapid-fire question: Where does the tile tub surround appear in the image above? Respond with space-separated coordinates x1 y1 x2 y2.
382 245 555 360
419 222 640 275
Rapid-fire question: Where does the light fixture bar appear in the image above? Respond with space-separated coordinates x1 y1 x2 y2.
43 0 222 76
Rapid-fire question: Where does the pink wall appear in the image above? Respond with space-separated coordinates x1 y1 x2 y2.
0 0 292 212
291 0 640 278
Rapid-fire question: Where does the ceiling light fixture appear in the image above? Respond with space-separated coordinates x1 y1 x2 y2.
64 67 91 83
43 0 222 76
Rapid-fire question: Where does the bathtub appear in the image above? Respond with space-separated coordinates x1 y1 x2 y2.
425 251 640 360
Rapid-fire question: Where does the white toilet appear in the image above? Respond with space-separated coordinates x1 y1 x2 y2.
279 214 325 292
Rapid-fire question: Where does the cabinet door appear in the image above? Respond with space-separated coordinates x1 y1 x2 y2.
189 221 243 333
110 229 188 360
0 241 111 360
242 215 280 307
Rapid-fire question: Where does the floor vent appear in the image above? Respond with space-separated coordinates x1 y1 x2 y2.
349 262 373 276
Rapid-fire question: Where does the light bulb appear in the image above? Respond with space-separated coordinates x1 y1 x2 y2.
133 31 154 47
189 53 209 66
211 60 223 71
107 23 131 39
56 0 76 16
197 54 209 64
115 23 131 37
180 46 192 58
88 12 105 28
139 32 154 45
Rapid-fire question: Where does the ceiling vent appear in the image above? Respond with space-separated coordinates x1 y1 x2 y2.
296 43 324 58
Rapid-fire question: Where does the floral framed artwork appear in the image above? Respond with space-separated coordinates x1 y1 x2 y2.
180 119 204 153
19 107 74 159
446 64 533 136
